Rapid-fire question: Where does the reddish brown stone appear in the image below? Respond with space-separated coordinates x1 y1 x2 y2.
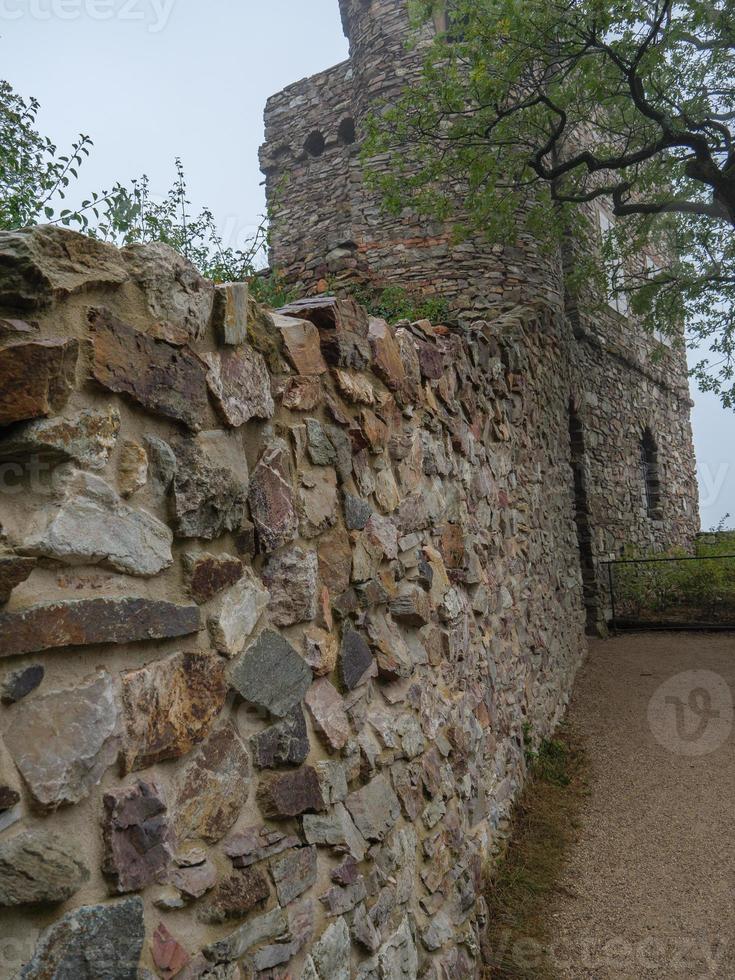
151 922 191 980
185 553 244 604
174 724 252 843
248 439 298 553
272 312 328 375
317 524 352 597
0 338 78 426
89 309 209 430
198 867 270 924
102 780 173 894
256 767 326 820
305 679 351 752
0 597 200 659
439 522 465 569
360 408 389 453
0 553 36 604
120 651 227 773
281 375 324 411
368 318 406 392
224 826 300 869
417 340 445 380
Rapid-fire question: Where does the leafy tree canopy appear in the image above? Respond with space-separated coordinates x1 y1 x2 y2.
0 79 291 306
366 0 735 404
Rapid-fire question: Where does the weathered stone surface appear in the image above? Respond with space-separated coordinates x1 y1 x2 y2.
340 627 375 691
231 630 311 718
0 317 37 341
0 337 78 427
23 470 173 577
379 919 418 979
281 375 323 411
365 611 414 680
303 804 367 862
389 587 432 627
273 312 328 375
185 552 244 604
102 780 173 894
262 546 318 626
303 627 338 677
145 435 177 494
175 724 251 844
169 856 217 899
225 826 300 869
3 670 120 809
90 309 210 429
0 597 199 659
318 524 352 596
305 418 337 467
270 846 317 906
0 831 89 906
300 465 339 539
208 570 269 657
198 866 270 924
248 439 298 552
305 917 351 980
18 897 145 980
251 706 310 769
344 494 372 531
120 651 227 773
368 318 406 393
151 922 191 980
1 663 44 703
345 775 401 843
0 553 36 604
305 679 350 752
0 225 128 309
117 440 148 497
257 767 326 819
320 877 367 917
171 441 248 541
334 368 374 405
0 786 20 811
203 906 287 964
202 345 274 427
279 296 368 336
0 407 120 471
213 282 249 346
122 241 214 342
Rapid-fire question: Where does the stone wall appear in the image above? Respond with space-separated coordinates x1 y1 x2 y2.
0 227 586 979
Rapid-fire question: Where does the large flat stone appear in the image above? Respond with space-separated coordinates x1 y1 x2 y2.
231 630 311 718
174 724 252 844
248 439 298 553
303 804 367 861
278 296 368 336
0 831 89 906
345 775 401 843
0 407 120 470
18 897 145 980
0 597 200 659
90 308 209 430
203 906 288 964
0 225 128 310
256 767 326 819
272 312 328 376
171 441 248 541
305 679 351 752
203 346 274 427
3 670 120 809
120 651 227 773
270 846 317 906
305 917 351 980
0 338 78 426
102 780 173 894
122 241 213 342
208 570 269 657
23 470 173 577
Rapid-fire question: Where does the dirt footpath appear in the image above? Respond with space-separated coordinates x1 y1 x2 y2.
545 632 735 979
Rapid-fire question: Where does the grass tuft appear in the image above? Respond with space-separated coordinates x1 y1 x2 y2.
482 725 588 979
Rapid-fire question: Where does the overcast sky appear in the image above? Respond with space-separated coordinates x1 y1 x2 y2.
3 0 732 530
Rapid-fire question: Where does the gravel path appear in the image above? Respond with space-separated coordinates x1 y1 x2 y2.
545 632 735 979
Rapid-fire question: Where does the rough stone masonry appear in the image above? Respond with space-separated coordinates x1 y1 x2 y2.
0 223 595 978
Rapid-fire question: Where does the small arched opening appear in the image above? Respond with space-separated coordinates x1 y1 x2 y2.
338 117 356 146
304 131 326 158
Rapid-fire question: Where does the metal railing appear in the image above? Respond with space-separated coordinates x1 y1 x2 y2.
605 554 735 631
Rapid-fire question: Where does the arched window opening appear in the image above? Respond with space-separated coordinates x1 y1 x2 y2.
304 131 326 158
338 117 356 146
640 429 661 518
